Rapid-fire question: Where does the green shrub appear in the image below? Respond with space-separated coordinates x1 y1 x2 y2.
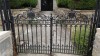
10 0 24 8
68 0 96 10
10 0 37 8
57 0 96 10
72 25 90 54
56 0 68 7
22 0 37 8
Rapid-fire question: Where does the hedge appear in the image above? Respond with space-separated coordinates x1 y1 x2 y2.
57 0 68 8
57 0 96 10
9 0 37 8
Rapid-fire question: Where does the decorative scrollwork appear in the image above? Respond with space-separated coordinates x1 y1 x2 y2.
14 8 92 25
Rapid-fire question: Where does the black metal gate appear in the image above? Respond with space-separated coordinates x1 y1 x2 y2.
0 0 97 56
13 11 95 56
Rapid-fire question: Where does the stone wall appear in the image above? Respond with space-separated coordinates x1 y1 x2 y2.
0 31 13 56
92 28 100 56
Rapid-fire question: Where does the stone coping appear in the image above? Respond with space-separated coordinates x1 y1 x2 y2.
96 28 100 38
11 8 38 11
0 31 11 43
97 28 100 31
10 8 95 12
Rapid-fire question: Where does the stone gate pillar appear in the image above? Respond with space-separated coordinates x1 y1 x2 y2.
37 0 41 11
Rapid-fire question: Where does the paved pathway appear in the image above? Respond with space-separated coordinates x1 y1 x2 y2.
20 24 70 45
18 11 71 46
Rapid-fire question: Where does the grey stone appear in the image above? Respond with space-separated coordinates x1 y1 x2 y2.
0 31 13 56
92 28 100 56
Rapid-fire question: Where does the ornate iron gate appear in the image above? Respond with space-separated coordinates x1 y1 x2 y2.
0 0 97 56
13 11 95 56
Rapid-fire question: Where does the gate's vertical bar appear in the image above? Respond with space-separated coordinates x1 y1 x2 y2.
17 20 20 52
78 23 82 54
0 0 5 30
26 24 29 52
60 20 62 52
87 15 96 56
40 24 43 53
86 0 98 56
45 19 47 53
83 23 87 54
55 18 58 52
87 16 93 56
69 24 72 53
36 23 38 53
22 23 25 52
3 0 10 30
11 16 17 56
31 24 34 53
64 24 67 53
50 14 53 55
56 19 58 45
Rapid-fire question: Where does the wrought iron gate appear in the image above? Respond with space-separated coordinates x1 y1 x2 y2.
0 0 97 56
13 11 95 56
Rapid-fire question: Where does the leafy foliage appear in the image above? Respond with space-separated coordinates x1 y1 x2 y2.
22 0 37 8
57 0 68 7
57 0 96 10
72 25 90 53
9 0 37 8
